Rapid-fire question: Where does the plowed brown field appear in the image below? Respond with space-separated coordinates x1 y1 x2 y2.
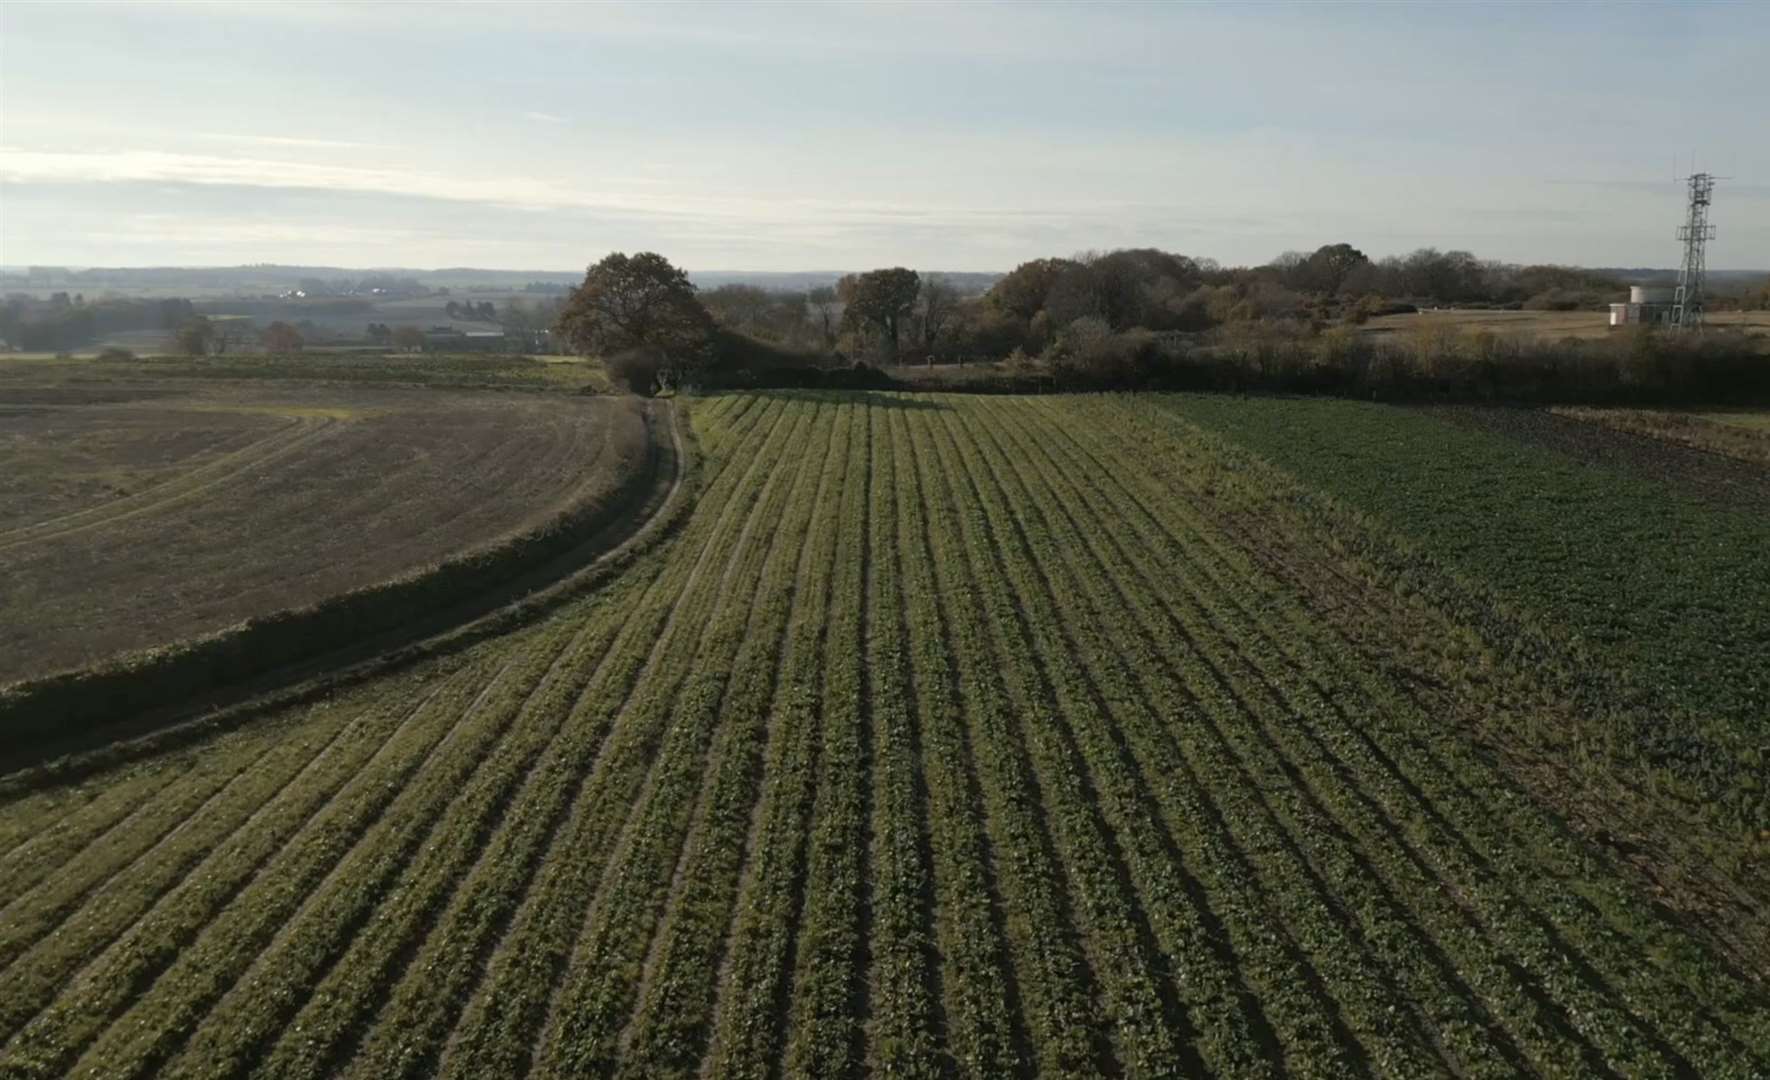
1 380 646 682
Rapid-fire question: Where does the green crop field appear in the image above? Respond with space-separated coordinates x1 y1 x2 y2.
2 392 1766 1079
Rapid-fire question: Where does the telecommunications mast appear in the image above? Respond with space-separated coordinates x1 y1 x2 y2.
1670 172 1717 331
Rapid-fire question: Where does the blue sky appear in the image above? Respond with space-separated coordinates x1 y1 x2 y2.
1 0 1765 271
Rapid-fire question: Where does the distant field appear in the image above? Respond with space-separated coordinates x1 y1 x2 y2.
1360 307 1770 341
1168 396 1770 722
1 391 1765 1078
8 290 547 353
1551 405 1770 465
1704 410 1770 430
0 369 645 683
193 292 535 341
0 350 612 392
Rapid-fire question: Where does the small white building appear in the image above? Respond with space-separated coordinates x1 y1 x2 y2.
1609 286 1674 327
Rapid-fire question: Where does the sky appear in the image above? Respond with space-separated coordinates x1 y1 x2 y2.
1 0 1766 273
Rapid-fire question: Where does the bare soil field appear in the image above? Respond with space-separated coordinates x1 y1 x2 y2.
1425 404 1770 511
0 374 647 685
1360 307 1770 341
1550 405 1770 467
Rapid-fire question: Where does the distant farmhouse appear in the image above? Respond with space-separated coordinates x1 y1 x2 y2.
421 327 508 353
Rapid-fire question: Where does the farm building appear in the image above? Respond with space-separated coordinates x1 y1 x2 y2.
421 326 511 352
1609 285 1674 327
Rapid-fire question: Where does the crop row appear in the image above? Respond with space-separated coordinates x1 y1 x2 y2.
0 702 354 978
0 645 508 1076
1157 395 1770 830
621 401 854 1077
1002 397 1586 1075
0 691 392 1036
537 397 831 1076
0 392 787 1078
926 402 1385 1077
693 402 855 1078
881 403 1027 1077
899 402 1119 1077
618 402 849 1074
1081 397 1770 1065
182 395 784 1080
329 395 824 1080
266 393 798 1080
777 402 875 1078
933 397 1369 1076
161 605 634 1077
5 390 1765 1078
387 382 796 1069
852 399 947 1076
404 392 805 1079
58 603 616 1079
1028 395 1770 1075
0 749 204 903
803 393 1768 1078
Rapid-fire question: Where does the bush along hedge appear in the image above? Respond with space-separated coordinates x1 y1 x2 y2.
709 327 1770 406
0 405 676 761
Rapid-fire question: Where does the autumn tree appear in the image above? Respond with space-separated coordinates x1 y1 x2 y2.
1290 243 1370 294
840 267 920 364
171 316 214 357
1089 248 1202 328
987 257 1080 320
807 285 841 352
261 320 303 354
701 283 810 346
701 284 773 333
554 251 714 392
1043 261 1107 327
391 325 426 352
1390 248 1487 303
914 274 960 362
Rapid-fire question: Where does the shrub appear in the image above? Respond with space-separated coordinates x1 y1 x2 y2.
608 348 666 394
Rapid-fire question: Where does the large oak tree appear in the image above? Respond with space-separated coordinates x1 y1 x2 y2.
555 252 714 391
839 267 920 364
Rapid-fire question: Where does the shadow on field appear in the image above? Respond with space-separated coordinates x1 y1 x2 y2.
1424 403 1770 512
742 388 951 411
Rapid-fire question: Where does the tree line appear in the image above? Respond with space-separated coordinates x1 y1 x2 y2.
0 295 197 352
551 249 1770 402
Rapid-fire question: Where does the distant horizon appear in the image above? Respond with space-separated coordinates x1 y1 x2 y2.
6 259 1766 277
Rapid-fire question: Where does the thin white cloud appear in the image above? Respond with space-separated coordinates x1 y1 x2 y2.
522 112 569 125
0 145 1144 231
98 214 421 249
194 132 373 150
0 147 648 215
